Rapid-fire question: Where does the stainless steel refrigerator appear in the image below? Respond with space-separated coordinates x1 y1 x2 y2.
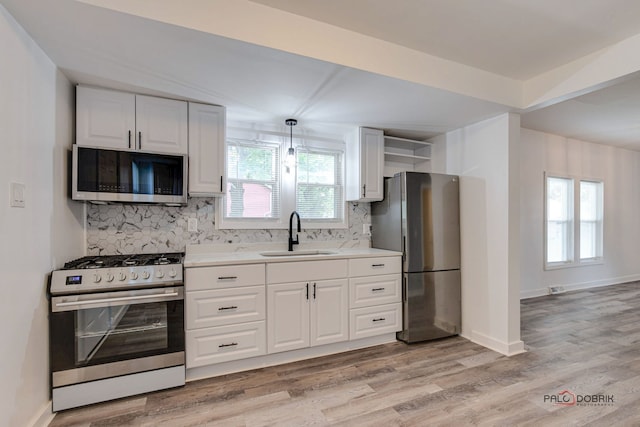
371 172 461 343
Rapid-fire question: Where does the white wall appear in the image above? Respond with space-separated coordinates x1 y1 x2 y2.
0 6 84 427
442 113 524 356
519 128 640 298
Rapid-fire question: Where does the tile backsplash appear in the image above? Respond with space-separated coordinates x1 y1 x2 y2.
87 199 371 255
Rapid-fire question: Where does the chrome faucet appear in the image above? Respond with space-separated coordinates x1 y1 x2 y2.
288 211 301 251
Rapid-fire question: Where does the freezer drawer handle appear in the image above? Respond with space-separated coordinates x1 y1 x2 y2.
372 317 386 322
218 306 238 311
371 287 385 292
218 342 238 348
371 264 385 267
218 276 238 280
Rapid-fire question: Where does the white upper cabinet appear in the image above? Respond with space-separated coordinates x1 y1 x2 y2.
76 86 188 154
135 95 188 154
346 127 384 202
76 86 135 150
188 102 226 196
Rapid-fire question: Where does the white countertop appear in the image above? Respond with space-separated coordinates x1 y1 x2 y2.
184 243 401 268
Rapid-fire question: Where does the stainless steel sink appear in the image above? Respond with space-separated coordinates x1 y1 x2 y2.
259 249 337 257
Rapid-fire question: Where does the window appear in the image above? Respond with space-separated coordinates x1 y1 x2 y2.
296 148 343 222
546 177 573 264
218 127 346 230
545 174 603 268
225 140 280 221
579 180 603 260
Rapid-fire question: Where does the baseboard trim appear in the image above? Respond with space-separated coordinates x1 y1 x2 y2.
520 274 640 300
28 401 54 427
466 330 526 356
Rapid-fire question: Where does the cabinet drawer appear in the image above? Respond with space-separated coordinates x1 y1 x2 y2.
349 303 402 340
186 264 265 290
186 286 265 329
186 321 266 368
349 257 401 277
267 259 348 284
349 274 401 308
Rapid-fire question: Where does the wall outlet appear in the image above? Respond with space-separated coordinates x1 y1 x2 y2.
362 223 371 236
548 286 566 295
187 218 198 232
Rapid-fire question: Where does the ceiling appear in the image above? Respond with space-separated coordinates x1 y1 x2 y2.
3 0 640 147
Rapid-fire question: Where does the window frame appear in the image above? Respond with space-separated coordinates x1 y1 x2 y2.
293 144 347 229
216 126 347 230
544 172 604 270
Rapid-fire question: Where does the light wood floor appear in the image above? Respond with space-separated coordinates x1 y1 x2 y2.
50 282 640 426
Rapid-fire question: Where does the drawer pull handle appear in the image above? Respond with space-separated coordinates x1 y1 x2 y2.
218 276 238 280
219 342 238 348
371 287 385 292
218 306 238 311
372 317 386 322
371 264 385 267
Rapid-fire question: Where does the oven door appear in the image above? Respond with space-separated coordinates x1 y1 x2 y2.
50 286 184 388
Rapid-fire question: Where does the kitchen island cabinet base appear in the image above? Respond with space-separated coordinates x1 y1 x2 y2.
186 333 396 382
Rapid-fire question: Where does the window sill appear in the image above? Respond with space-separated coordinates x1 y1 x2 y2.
544 258 604 271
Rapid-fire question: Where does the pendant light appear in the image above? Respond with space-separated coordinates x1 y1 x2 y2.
285 118 297 172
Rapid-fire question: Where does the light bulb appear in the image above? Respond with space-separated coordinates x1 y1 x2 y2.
285 147 295 172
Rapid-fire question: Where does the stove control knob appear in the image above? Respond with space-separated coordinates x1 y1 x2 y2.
118 272 127 281
105 273 114 282
130 271 139 280
156 270 165 279
168 268 177 278
141 270 150 280
92 274 102 283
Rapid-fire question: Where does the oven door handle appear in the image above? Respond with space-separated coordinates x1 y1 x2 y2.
55 292 180 308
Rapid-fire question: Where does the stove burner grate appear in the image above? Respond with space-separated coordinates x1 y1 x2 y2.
63 252 184 270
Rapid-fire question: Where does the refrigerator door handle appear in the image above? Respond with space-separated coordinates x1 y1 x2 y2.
402 276 407 302
402 236 407 263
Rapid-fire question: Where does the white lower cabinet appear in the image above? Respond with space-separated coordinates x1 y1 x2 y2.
186 285 265 329
348 257 402 340
349 303 402 340
267 279 348 354
185 264 267 368
187 321 266 367
185 255 402 374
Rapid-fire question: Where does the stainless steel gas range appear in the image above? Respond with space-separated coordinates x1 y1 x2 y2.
48 253 186 412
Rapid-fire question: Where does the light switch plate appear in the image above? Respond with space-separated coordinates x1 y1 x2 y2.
10 182 25 208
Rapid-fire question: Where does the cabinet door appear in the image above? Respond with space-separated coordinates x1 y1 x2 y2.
310 279 349 347
360 127 384 201
267 282 309 354
188 103 226 196
135 95 188 154
76 86 135 149
346 127 384 201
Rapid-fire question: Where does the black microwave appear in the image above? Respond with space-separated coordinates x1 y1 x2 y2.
72 145 187 205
